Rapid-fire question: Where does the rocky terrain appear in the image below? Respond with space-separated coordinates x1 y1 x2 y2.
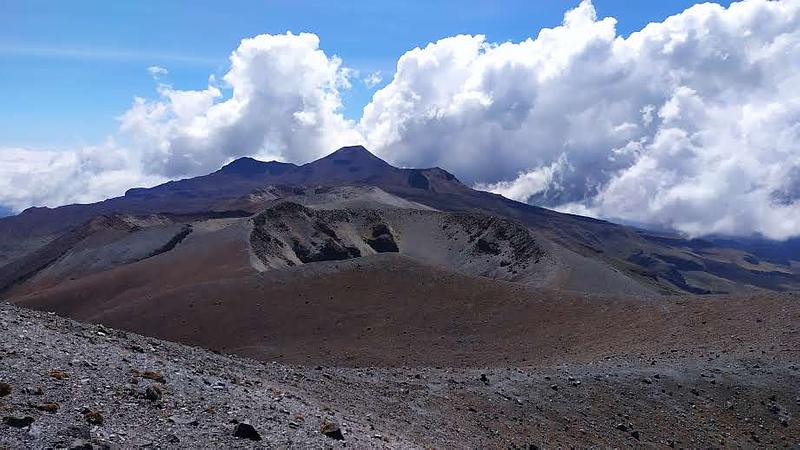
249 200 549 284
1 145 800 448
1 299 799 448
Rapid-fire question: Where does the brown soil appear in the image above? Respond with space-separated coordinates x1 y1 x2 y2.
9 251 799 369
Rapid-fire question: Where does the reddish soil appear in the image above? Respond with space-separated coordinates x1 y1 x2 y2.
9 252 799 369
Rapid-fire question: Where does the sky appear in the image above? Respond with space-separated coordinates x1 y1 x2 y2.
0 0 732 148
3 0 800 241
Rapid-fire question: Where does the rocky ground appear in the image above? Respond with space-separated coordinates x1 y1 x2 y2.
1 301 799 448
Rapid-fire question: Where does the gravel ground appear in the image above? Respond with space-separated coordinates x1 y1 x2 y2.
1 301 799 448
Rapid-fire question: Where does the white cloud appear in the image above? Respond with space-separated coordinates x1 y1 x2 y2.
363 71 383 88
120 31 361 177
3 1 800 240
360 0 800 239
0 144 163 212
147 65 169 79
474 155 568 203
0 32 362 213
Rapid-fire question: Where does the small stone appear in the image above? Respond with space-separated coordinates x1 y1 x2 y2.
49 369 69 380
615 423 628 432
0 381 11 397
631 430 640 440
480 373 489 385
26 386 44 395
169 416 199 426
82 409 104 425
550 384 558 391
28 424 43 437
63 425 91 439
142 371 165 383
233 422 261 441
69 439 93 450
321 419 345 440
34 402 60 413
3 416 34 428
641 378 653 384
144 385 162 402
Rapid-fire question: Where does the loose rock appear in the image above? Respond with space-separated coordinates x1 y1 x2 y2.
49 370 69 380
33 402 60 413
142 371 165 383
233 422 261 441
321 419 345 440
3 416 34 428
25 386 44 395
82 409 104 425
69 439 93 450
144 385 162 402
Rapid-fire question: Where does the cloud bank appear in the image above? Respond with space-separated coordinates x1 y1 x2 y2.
2 0 800 239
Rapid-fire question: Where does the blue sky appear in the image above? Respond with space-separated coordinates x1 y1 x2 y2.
0 0 732 149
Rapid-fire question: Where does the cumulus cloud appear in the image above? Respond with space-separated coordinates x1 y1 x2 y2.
3 0 800 240
146 65 169 79
474 155 568 203
363 71 383 88
361 0 800 239
0 144 163 211
0 32 361 213
121 31 361 177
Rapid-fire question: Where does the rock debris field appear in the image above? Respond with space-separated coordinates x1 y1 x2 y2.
1 301 799 448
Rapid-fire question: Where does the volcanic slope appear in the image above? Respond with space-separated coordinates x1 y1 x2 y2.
0 189 792 371
2 292 800 448
249 201 553 285
2 146 798 295
1 147 799 447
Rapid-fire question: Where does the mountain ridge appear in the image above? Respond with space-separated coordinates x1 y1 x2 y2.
1 145 799 294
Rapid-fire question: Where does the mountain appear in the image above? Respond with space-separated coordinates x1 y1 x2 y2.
0 146 460 246
1 146 798 296
2 145 799 447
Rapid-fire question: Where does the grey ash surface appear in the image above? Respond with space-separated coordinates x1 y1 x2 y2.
1 302 799 449
0 303 377 449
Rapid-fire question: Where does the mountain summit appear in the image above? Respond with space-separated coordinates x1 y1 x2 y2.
325 145 388 162
217 157 296 178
